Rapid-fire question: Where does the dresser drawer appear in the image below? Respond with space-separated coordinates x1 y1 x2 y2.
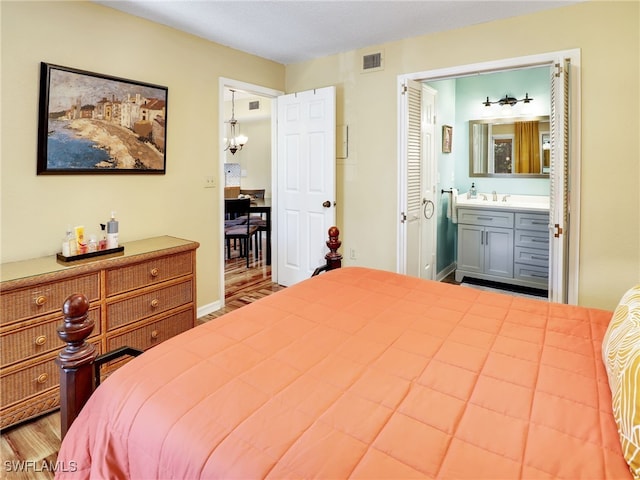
106 280 193 331
514 263 549 286
515 212 549 231
1 307 101 367
0 356 59 408
0 273 100 326
457 209 514 228
1 341 101 409
105 251 193 297
514 246 549 268
107 308 194 352
514 229 549 249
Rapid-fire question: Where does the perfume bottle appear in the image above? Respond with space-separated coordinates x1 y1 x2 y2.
99 224 107 250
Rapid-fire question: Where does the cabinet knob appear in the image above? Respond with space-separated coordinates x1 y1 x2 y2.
35 295 47 306
36 373 48 384
151 330 159 340
34 335 47 346
150 268 159 277
150 299 159 308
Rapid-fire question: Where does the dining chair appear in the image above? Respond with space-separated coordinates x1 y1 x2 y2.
237 189 268 250
224 198 259 268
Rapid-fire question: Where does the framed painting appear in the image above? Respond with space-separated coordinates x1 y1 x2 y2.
442 125 452 153
37 62 168 174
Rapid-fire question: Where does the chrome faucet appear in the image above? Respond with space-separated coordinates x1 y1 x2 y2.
480 194 488 201
492 190 497 201
502 194 511 202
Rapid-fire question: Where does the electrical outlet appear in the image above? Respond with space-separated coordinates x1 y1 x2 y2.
349 248 356 259
204 176 215 188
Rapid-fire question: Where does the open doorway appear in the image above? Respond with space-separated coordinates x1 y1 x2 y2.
219 79 282 308
398 49 581 304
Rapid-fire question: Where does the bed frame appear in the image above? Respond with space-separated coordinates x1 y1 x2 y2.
56 227 342 438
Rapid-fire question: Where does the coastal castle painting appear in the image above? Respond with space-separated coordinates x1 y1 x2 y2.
37 63 168 174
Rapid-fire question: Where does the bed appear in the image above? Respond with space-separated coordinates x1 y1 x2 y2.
55 265 640 479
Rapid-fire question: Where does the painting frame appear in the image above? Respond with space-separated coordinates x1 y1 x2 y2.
442 125 453 153
37 62 168 175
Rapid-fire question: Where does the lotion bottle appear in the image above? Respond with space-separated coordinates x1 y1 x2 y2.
107 212 119 249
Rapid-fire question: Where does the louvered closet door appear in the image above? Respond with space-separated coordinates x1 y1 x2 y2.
549 59 571 303
403 79 423 277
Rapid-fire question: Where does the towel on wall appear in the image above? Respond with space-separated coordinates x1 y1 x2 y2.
446 188 458 223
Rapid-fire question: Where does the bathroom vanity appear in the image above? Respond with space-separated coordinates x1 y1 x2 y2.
454 194 549 290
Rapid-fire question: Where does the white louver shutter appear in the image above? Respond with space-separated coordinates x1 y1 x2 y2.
398 79 422 276
549 59 571 303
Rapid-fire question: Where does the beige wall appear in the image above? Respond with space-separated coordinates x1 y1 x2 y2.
2 1 638 311
286 1 640 310
0 1 284 310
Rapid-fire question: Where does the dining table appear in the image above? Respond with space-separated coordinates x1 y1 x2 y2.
249 198 271 265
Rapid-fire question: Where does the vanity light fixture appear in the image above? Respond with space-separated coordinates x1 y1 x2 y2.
482 93 533 108
224 89 248 155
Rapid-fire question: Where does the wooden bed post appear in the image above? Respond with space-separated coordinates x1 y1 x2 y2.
56 293 96 439
312 226 343 276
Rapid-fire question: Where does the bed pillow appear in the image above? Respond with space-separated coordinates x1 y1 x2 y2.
602 284 640 479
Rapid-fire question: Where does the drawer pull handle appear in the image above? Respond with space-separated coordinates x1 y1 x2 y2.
150 299 160 308
36 373 48 384
150 268 159 277
151 330 159 339
530 273 549 279
35 295 47 306
34 335 47 346
477 216 494 221
531 255 548 261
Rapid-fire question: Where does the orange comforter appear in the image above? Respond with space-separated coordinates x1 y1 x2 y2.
56 267 630 479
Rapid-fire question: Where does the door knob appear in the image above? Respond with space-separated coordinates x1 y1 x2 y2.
322 201 332 208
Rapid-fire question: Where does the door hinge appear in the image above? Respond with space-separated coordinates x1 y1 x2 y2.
400 212 407 223
554 224 563 237
554 63 563 77
401 84 408 95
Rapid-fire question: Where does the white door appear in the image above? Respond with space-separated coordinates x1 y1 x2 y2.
419 85 437 280
549 59 571 303
277 87 336 286
399 80 437 279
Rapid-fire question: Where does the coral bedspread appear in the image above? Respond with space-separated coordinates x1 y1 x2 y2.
56 267 630 479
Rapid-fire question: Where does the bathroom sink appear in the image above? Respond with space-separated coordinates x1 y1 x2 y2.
456 193 549 212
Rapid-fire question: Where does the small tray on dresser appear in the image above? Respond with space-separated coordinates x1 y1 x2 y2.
57 246 124 263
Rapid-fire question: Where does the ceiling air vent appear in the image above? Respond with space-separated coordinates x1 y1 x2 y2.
362 51 383 73
249 100 260 110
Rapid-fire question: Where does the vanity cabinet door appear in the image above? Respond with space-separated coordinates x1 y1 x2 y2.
484 227 514 278
457 225 484 274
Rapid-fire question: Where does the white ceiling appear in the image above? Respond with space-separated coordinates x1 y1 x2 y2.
93 0 578 65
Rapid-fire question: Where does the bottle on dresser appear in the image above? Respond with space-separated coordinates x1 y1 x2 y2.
62 226 77 257
107 212 119 249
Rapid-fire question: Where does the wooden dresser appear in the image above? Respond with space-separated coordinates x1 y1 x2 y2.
0 236 199 429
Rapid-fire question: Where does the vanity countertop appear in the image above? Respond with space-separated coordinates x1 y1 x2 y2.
456 194 549 212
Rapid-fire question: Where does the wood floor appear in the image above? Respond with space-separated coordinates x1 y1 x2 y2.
0 242 281 479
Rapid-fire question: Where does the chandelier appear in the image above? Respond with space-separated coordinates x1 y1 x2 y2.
224 89 248 155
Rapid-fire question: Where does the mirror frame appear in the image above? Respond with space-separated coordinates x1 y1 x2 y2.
468 115 550 178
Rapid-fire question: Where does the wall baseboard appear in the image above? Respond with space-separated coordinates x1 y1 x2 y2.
436 262 456 282
197 300 222 319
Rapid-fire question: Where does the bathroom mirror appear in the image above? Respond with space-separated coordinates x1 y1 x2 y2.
469 115 550 177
